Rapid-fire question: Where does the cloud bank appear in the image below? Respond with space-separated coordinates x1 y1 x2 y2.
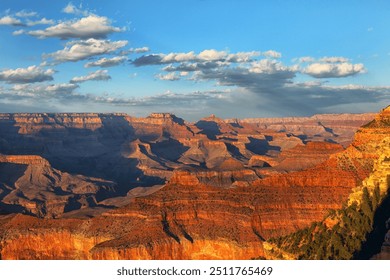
0 66 55 84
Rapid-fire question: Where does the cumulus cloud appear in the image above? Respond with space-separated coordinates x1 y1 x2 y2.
156 72 181 81
132 49 260 66
9 83 79 97
70 70 111 83
146 50 296 88
46 38 128 63
162 51 197 63
27 18 55 26
0 10 54 28
0 16 25 26
133 49 371 118
262 50 282 58
28 15 122 39
85 56 127 68
0 66 55 84
197 49 227 61
62 3 90 16
131 50 377 118
292 56 365 78
45 83 79 94
294 56 315 63
249 59 295 74
303 62 365 78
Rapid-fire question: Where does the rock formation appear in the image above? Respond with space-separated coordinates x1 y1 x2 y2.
0 110 379 259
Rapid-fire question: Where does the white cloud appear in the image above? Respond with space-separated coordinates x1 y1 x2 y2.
133 49 260 66
249 59 292 74
70 70 111 83
15 10 38 18
85 56 127 68
12 29 25 36
46 38 128 63
319 56 349 63
198 49 227 61
294 56 315 63
62 3 90 16
162 51 197 63
0 16 24 26
11 83 79 96
0 66 55 84
304 62 365 78
28 15 122 39
226 51 260 62
45 83 79 93
262 50 282 58
129 47 150 53
156 72 181 81
27 18 55 26
120 47 151 55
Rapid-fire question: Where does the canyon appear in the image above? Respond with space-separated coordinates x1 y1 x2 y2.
0 110 385 259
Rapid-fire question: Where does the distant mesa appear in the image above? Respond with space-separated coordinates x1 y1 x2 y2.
201 114 224 122
146 112 185 125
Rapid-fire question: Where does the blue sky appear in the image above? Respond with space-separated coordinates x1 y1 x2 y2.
0 0 390 120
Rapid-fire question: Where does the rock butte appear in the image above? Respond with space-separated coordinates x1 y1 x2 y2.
0 110 383 259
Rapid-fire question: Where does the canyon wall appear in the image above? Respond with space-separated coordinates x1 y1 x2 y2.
0 111 379 259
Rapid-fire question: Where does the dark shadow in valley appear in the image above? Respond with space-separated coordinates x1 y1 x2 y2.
225 143 246 160
245 137 280 155
229 122 243 129
195 120 221 140
0 163 29 215
354 188 390 259
0 202 29 215
150 138 189 162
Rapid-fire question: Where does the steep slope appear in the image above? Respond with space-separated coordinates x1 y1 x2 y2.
263 106 390 260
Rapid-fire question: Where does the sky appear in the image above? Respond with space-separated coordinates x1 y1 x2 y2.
1 0 390 120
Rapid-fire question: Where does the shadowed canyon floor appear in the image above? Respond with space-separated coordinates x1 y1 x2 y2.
1 111 385 259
